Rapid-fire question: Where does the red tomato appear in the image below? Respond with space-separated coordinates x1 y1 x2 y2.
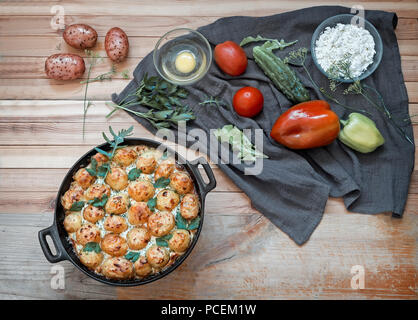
214 41 247 76
233 87 264 118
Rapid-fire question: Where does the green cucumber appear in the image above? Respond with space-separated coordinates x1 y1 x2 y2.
253 41 310 103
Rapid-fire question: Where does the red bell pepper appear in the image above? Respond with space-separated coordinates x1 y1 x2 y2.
270 100 340 149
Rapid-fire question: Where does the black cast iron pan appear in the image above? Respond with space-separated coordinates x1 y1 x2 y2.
38 138 216 286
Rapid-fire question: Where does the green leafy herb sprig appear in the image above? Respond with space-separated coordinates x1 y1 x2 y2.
83 242 101 253
85 157 109 178
68 194 109 212
69 201 85 211
82 50 102 140
153 177 170 189
156 234 173 247
94 126 134 179
88 194 109 207
128 168 142 181
240 35 298 49
106 73 195 130
283 48 370 116
199 95 228 109
325 55 413 145
176 211 201 230
81 50 130 140
125 251 140 262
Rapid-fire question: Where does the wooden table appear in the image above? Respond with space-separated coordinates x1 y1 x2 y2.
0 0 416 300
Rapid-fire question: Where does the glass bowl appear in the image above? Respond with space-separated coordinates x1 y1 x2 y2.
153 28 212 86
311 14 383 83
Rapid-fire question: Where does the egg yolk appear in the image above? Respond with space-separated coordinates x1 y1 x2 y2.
175 51 196 74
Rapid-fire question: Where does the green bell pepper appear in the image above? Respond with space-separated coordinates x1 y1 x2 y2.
339 113 385 153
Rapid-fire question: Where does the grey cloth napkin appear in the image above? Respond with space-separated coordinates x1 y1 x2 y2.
112 6 415 245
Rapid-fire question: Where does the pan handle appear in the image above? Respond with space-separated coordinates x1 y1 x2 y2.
189 157 217 197
38 225 67 263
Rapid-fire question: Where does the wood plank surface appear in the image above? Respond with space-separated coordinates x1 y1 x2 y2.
0 0 416 300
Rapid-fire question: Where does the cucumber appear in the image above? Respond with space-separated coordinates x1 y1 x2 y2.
253 41 310 103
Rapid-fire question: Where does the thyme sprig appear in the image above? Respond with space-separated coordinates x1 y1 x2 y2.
82 49 102 139
81 51 130 139
284 48 370 115
106 73 195 130
199 95 228 109
327 56 413 144
240 35 298 49
80 64 116 84
95 126 134 178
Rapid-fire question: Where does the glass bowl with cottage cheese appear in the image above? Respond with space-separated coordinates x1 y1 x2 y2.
311 14 383 83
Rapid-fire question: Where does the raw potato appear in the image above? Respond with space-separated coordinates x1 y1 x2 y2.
45 53 85 80
105 27 129 62
63 24 98 49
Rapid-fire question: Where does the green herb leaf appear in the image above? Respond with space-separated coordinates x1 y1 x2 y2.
156 234 173 247
83 242 101 253
88 194 108 207
125 251 140 262
147 198 157 212
85 167 97 176
105 75 193 129
187 216 201 230
240 35 298 49
69 201 85 211
128 168 142 181
213 125 268 162
176 212 188 230
96 163 110 177
154 177 170 189
94 147 112 158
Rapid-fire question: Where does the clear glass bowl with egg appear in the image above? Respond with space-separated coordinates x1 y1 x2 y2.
311 14 383 83
153 28 212 86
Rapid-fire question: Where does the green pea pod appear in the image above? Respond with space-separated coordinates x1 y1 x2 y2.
339 113 385 153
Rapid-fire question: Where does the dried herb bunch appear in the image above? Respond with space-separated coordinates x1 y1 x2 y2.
284 48 413 144
107 73 195 129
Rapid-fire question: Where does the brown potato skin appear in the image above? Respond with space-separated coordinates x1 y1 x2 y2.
154 159 175 181
180 193 199 220
61 182 84 210
168 229 191 253
63 24 98 49
127 227 151 250
101 257 133 280
63 213 82 233
105 167 128 191
105 194 129 214
146 245 169 269
134 256 152 277
170 171 194 195
73 168 95 190
76 223 101 246
113 147 137 167
156 189 180 211
105 27 129 62
45 53 85 80
104 215 128 234
101 233 128 257
84 184 111 201
128 179 155 202
79 250 103 270
136 151 157 174
83 205 105 223
147 211 175 237
127 201 151 226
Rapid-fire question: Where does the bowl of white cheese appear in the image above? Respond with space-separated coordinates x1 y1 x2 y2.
311 14 383 83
